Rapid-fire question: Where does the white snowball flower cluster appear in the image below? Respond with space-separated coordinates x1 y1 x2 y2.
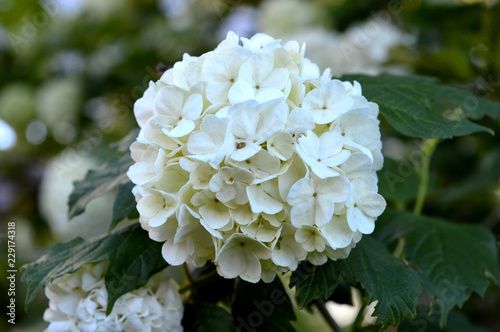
43 262 183 332
128 31 386 283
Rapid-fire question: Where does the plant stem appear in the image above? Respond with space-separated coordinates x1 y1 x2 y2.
313 297 344 332
183 263 194 284
353 302 367 331
393 238 405 259
413 139 439 216
178 266 218 294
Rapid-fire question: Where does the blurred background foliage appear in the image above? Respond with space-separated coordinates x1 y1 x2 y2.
0 0 499 331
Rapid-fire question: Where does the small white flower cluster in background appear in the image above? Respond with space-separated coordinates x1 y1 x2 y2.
128 32 386 283
43 262 183 332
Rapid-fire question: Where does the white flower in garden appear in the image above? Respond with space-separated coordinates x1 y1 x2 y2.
43 262 183 332
302 80 354 124
216 233 272 283
209 166 255 204
247 178 284 215
159 205 215 266
296 130 351 179
136 188 177 227
191 189 233 230
187 115 234 168
229 52 290 104
228 98 288 161
287 173 351 227
152 86 203 138
129 31 386 283
202 47 252 104
271 224 307 270
346 177 387 234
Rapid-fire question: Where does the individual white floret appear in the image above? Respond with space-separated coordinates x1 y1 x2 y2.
346 177 386 234
215 233 272 283
302 79 354 124
287 173 351 227
295 130 351 179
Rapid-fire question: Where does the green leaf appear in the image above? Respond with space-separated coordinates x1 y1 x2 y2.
335 236 423 329
232 278 297 332
103 226 168 314
395 212 500 326
377 158 420 206
341 74 499 138
110 181 139 231
290 260 339 308
437 150 500 204
399 308 489 332
68 153 133 218
21 224 166 313
182 303 237 332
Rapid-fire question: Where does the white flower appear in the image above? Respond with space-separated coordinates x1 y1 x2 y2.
247 178 284 215
129 31 385 283
271 224 307 270
191 190 233 230
295 226 326 252
287 173 351 227
202 47 252 104
228 52 290 104
215 233 272 283
153 86 203 138
43 262 184 332
209 166 255 204
240 216 281 242
187 115 234 168
161 205 215 266
228 98 288 161
136 188 177 227
346 177 386 234
302 80 354 124
296 130 351 179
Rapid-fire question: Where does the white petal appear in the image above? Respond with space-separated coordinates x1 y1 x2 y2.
182 93 203 120
267 132 293 161
231 143 261 161
247 185 283 214
358 193 386 217
217 247 246 279
168 118 195 138
199 202 230 229
320 215 353 249
161 240 190 266
228 80 255 104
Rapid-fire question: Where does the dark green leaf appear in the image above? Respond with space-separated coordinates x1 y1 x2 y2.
22 224 166 313
68 153 133 218
399 308 489 332
290 260 339 308
182 303 237 332
103 226 168 314
190 263 235 304
110 181 139 231
232 278 296 332
437 150 500 204
398 212 500 326
335 236 422 329
341 74 499 138
377 158 420 206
